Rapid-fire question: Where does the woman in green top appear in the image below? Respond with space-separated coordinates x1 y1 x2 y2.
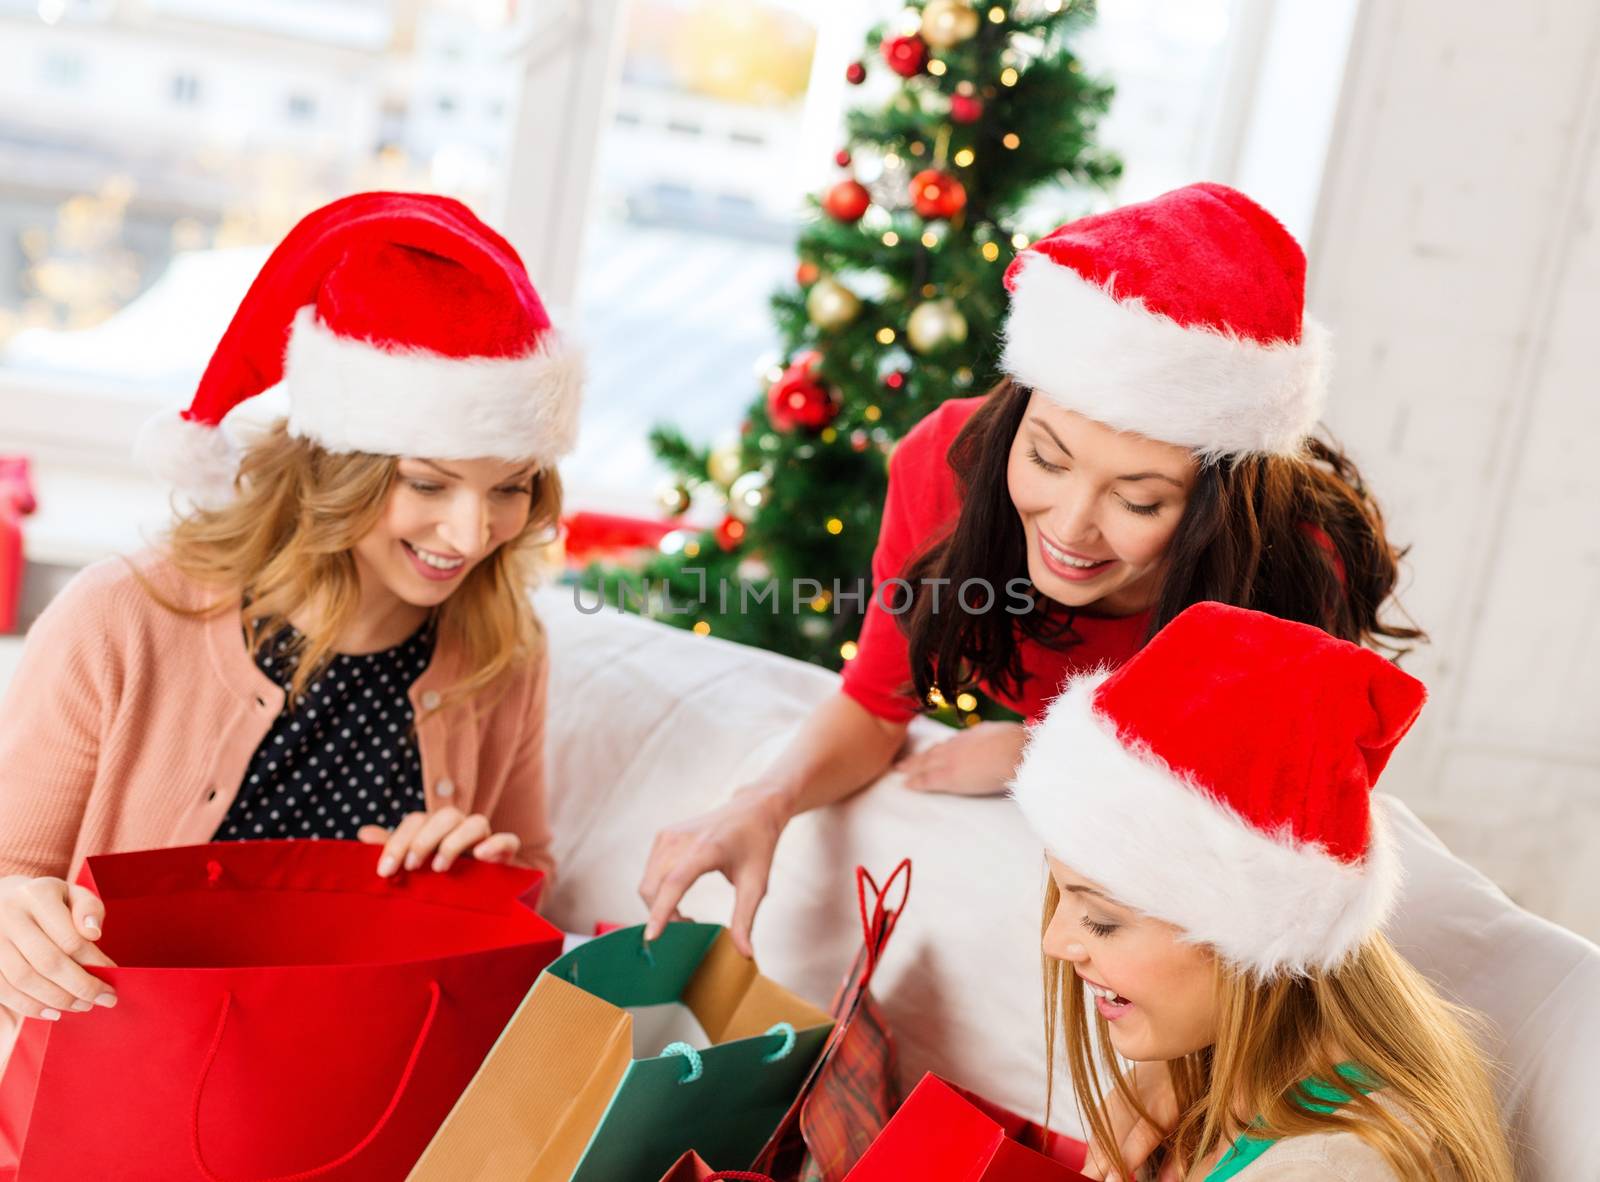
1010 603 1513 1181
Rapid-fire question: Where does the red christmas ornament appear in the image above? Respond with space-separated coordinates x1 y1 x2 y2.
766 351 841 433
910 168 967 219
884 370 907 391
822 179 872 223
950 94 984 124
881 34 927 78
714 515 747 552
845 60 867 85
834 148 852 167
795 260 820 286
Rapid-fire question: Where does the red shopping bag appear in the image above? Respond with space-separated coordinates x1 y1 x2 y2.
844 1072 1091 1182
752 858 911 1182
0 840 562 1182
657 1151 776 1181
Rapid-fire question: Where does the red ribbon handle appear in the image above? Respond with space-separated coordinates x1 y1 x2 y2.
191 980 442 1182
855 857 912 981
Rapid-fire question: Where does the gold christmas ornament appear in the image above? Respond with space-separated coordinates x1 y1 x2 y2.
707 436 744 486
921 0 981 48
907 297 969 352
654 480 692 516
806 277 862 329
727 469 770 522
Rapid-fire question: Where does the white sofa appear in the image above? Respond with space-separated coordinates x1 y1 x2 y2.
535 588 1600 1181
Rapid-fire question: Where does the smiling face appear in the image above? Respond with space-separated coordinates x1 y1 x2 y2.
1005 392 1197 616
1043 856 1219 1062
351 456 538 611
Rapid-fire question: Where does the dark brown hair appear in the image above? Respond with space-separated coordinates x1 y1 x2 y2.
902 380 1424 707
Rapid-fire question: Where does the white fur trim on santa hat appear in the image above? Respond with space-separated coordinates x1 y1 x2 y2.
280 307 584 464
999 254 1331 460
1008 669 1402 979
134 409 241 510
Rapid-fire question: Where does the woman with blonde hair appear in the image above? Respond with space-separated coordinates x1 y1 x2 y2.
0 192 582 1061
1012 602 1513 1181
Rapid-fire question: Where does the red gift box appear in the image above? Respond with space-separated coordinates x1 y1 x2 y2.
0 456 35 635
657 1150 776 1181
844 1072 1092 1182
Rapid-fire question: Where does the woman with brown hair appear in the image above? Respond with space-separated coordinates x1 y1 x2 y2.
1018 602 1511 1180
639 183 1420 956
0 193 581 1051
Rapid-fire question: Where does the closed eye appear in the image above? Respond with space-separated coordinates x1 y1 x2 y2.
1116 495 1161 517
1027 446 1064 473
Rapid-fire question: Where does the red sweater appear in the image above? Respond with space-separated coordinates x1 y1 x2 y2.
839 397 1149 725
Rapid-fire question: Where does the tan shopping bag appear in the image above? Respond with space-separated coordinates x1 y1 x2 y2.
408 922 832 1182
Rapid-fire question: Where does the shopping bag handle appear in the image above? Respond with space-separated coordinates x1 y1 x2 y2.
855 858 912 980
660 1022 797 1085
189 980 442 1182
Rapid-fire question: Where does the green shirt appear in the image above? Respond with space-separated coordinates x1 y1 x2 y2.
1204 1063 1380 1181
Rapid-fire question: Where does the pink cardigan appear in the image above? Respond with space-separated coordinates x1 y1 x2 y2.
0 551 555 882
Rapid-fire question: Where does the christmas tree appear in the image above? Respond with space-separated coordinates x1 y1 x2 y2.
584 0 1120 723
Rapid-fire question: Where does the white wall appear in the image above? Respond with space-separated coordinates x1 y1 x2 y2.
1309 0 1600 939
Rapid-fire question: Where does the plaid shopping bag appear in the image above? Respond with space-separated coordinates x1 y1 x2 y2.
752 858 911 1182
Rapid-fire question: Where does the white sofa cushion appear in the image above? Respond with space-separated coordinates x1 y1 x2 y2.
548 591 1597 1178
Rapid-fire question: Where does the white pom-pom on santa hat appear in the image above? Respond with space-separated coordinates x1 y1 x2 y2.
138 191 583 503
134 409 241 510
999 183 1330 461
1009 602 1426 980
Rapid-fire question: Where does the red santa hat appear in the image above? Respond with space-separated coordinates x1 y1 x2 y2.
1000 182 1329 461
138 191 582 505
1009 602 1425 979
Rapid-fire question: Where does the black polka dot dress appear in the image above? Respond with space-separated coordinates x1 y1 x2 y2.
213 621 436 842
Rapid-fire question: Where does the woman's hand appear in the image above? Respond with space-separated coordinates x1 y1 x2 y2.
637 785 792 958
358 808 521 876
894 720 1028 797
0 875 118 1021
1081 1060 1182 1182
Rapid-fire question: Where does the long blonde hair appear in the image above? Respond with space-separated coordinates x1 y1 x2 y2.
139 420 562 711
1042 877 1515 1182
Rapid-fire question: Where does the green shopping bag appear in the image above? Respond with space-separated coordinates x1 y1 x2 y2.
408 923 833 1182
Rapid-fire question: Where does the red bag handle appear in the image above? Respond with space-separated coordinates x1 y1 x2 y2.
855 858 912 982
189 980 442 1182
